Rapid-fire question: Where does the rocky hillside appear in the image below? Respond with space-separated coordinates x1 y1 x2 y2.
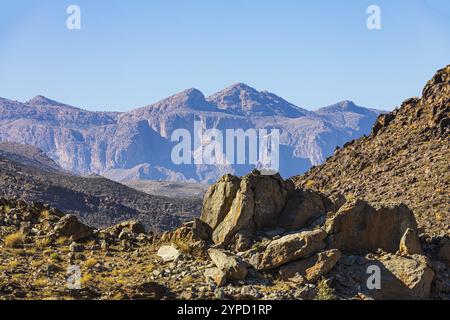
0 171 448 300
0 141 62 173
0 154 201 232
0 85 381 183
293 65 450 236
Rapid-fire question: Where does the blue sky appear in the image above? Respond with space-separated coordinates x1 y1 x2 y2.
0 0 449 112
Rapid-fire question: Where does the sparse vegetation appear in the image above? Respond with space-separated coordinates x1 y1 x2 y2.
50 253 60 262
173 239 191 254
314 279 337 301
84 258 98 269
35 237 51 249
4 232 24 248
81 274 94 287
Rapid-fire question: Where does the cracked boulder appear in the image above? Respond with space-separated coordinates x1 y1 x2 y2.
241 228 327 270
326 199 418 254
279 249 341 283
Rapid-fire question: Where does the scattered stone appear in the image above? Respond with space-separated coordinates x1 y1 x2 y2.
54 215 93 241
214 288 226 299
204 268 227 287
69 242 84 252
157 244 181 262
208 249 248 281
240 286 260 299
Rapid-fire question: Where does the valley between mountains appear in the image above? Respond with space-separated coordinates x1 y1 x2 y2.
0 66 448 300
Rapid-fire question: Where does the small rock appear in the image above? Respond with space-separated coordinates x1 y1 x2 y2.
208 248 248 281
157 244 181 262
204 268 227 287
69 242 84 252
240 286 260 299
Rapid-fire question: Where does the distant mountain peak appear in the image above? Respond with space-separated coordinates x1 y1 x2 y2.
27 95 63 106
177 88 205 100
337 100 357 108
317 100 377 116
141 87 217 112
207 83 308 118
227 82 258 92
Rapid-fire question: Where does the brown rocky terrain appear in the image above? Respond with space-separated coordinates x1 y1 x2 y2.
293 65 450 237
0 67 448 301
0 152 201 232
0 172 448 300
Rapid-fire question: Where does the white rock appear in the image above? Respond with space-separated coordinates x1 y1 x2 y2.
157 244 181 262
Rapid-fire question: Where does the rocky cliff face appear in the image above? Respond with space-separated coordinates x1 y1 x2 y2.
0 84 381 183
293 65 450 236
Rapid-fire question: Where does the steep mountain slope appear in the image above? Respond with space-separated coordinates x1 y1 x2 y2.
0 85 382 183
0 153 201 232
293 65 450 236
0 141 62 172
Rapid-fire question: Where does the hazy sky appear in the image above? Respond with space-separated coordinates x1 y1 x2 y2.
0 0 449 111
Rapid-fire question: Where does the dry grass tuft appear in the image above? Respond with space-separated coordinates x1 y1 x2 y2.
4 232 24 248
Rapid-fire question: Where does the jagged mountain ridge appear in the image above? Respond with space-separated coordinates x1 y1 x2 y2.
293 65 450 236
0 84 382 183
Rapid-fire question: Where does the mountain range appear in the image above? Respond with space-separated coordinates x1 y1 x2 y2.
0 84 382 183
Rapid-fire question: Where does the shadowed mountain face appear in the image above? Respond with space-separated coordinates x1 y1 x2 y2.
0 84 382 183
0 141 62 172
0 149 201 232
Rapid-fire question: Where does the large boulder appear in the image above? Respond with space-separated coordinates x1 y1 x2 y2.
326 199 418 253
242 229 327 270
53 215 93 241
370 254 434 300
278 189 327 231
279 249 341 283
211 172 289 245
201 174 240 231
